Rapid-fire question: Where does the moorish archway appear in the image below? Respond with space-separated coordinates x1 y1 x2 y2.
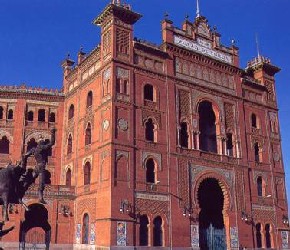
19 203 51 250
198 178 227 250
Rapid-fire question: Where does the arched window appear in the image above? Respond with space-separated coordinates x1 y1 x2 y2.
27 138 37 152
27 111 34 121
0 106 4 119
139 215 149 246
82 213 89 244
38 109 45 122
226 133 233 156
0 136 9 154
256 223 262 248
7 109 13 120
180 122 189 148
49 112 55 123
67 134 72 154
257 176 263 197
265 224 271 248
66 168 72 187
86 91 93 108
84 162 91 185
153 216 163 246
68 104 74 120
144 84 154 101
254 142 260 162
146 158 155 183
145 118 155 142
85 123 92 146
198 101 217 153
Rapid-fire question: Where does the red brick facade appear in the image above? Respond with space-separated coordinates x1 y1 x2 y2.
0 1 289 249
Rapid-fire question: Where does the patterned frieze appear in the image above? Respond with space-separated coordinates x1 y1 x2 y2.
135 192 169 201
136 198 169 218
134 53 164 73
242 88 264 104
175 57 236 93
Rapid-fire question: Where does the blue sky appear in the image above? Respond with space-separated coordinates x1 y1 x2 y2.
0 0 290 204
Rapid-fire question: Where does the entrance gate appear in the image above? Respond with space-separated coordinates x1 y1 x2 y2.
19 203 51 250
197 178 227 250
200 224 226 250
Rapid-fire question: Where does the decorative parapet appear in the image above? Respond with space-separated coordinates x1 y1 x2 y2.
0 84 64 96
247 55 271 68
25 184 76 199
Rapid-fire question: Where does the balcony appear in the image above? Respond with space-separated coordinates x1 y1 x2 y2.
25 184 75 199
144 100 157 109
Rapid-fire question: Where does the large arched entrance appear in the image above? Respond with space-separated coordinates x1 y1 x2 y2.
19 203 51 250
198 178 226 250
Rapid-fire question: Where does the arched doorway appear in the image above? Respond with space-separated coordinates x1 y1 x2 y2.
19 204 51 250
198 178 226 250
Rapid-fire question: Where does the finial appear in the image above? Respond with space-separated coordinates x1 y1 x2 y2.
164 12 169 19
231 38 236 46
196 0 201 18
185 14 189 21
67 53 70 59
255 33 261 58
111 0 121 5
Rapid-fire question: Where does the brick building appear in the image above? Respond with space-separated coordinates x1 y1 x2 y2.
0 1 289 249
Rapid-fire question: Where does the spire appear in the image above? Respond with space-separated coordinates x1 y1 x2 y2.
196 0 201 18
255 33 261 58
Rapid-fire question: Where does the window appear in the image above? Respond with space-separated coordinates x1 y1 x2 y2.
86 91 93 108
145 118 156 142
180 122 189 148
68 104 74 120
116 79 121 93
124 79 128 94
226 133 233 156
66 168 72 187
139 215 149 246
7 109 13 120
27 111 34 121
85 123 92 146
82 213 89 244
198 101 217 153
254 142 260 162
144 84 154 101
38 109 45 122
265 224 271 248
49 112 55 123
251 113 257 128
84 162 91 185
27 138 37 152
0 136 9 154
257 176 263 197
256 223 262 248
0 106 3 119
146 158 155 183
153 216 163 246
67 134 72 154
